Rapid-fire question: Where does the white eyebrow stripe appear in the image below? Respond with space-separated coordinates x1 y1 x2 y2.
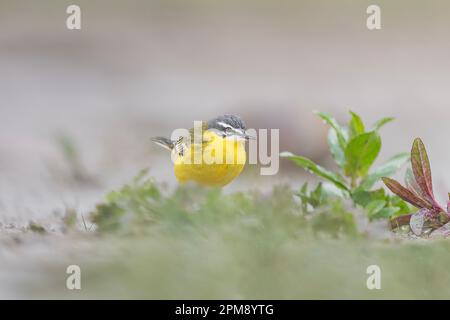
216 121 233 129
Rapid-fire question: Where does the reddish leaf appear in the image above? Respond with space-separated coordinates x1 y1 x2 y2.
411 138 435 204
382 177 433 209
405 168 433 208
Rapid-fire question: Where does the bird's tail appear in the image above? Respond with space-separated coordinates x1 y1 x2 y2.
151 136 174 151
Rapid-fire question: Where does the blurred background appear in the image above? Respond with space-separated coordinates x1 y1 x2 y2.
1 0 450 223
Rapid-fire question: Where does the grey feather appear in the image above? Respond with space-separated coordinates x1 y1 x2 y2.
207 115 246 131
151 137 174 151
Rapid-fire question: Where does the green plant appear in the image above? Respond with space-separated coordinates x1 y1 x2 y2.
383 138 450 237
91 169 161 233
90 168 358 238
281 110 411 220
28 222 47 234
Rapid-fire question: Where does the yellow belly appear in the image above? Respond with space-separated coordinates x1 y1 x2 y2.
174 133 246 186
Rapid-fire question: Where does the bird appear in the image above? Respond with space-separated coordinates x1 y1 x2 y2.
152 115 251 186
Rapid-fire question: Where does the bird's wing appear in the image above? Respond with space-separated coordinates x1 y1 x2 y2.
173 121 210 156
187 121 210 144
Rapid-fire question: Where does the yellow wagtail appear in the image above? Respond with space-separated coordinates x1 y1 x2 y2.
152 115 251 186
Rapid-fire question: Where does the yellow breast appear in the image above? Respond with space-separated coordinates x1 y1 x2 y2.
174 131 246 186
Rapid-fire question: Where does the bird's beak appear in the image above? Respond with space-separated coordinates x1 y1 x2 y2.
239 130 255 140
231 129 255 141
244 133 256 140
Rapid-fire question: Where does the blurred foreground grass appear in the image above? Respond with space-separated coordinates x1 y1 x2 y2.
21 170 450 299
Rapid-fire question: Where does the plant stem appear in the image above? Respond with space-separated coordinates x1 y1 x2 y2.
351 176 357 188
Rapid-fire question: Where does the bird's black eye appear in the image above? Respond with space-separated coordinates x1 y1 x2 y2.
221 127 232 137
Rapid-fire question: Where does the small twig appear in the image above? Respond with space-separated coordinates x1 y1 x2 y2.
81 214 93 231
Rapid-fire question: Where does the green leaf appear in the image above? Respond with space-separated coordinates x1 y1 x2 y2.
327 128 345 168
351 188 385 207
359 152 410 190
315 111 348 149
280 152 349 191
29 222 47 234
344 131 382 178
365 199 401 220
322 182 347 198
373 207 400 219
349 111 365 137
388 195 412 216
296 182 333 210
297 182 309 211
372 117 394 131
310 183 326 207
299 182 308 196
365 200 386 215
310 200 357 237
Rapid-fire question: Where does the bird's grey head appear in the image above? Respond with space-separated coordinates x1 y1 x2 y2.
208 115 250 140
